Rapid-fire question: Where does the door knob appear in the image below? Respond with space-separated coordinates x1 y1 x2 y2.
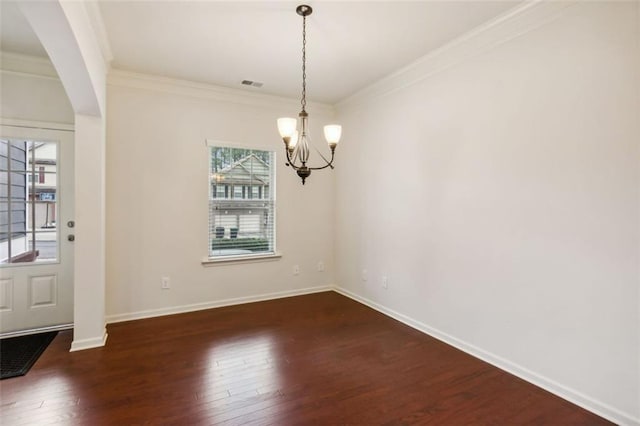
67 235 75 242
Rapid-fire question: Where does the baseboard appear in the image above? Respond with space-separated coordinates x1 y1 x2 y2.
70 330 108 352
333 286 639 426
106 285 333 324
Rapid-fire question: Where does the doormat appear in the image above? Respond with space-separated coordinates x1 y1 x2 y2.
0 331 58 379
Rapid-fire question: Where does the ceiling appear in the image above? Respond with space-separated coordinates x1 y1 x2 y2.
1 1 520 104
0 1 49 58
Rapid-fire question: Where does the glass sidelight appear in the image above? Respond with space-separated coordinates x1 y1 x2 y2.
0 139 59 265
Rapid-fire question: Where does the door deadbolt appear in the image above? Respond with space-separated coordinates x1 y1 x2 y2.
68 234 75 242
67 221 75 228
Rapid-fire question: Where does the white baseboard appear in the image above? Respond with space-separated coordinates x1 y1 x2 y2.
70 330 108 352
105 285 333 324
333 286 639 426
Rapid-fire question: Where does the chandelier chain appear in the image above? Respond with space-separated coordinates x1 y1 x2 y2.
301 14 307 112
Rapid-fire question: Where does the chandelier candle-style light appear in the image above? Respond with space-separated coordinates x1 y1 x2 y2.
277 4 342 185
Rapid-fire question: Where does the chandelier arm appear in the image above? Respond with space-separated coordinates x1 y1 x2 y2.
312 145 332 167
308 150 335 171
290 131 307 167
287 141 335 171
292 142 300 164
285 146 303 171
293 148 300 165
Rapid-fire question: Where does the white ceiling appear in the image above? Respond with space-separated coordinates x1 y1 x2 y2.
0 1 49 57
1 1 520 104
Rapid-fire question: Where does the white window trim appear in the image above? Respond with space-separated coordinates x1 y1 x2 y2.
205 138 276 152
205 139 278 264
201 251 282 266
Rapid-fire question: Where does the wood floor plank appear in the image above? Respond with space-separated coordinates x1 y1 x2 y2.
0 292 612 425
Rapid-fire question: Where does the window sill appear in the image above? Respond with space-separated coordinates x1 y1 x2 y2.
202 252 282 266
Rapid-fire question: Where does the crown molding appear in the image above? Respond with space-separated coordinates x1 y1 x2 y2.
0 68 61 83
0 51 59 78
337 0 579 110
84 0 113 67
0 117 74 132
108 69 335 116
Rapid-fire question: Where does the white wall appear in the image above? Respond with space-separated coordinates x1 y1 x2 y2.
0 53 74 124
105 73 335 320
335 2 639 424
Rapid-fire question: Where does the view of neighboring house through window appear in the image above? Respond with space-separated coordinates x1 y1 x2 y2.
0 139 58 265
209 145 275 258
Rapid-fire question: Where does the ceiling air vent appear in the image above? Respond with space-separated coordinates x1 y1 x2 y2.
241 80 263 88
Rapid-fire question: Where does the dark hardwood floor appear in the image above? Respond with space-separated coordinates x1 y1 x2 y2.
0 291 610 425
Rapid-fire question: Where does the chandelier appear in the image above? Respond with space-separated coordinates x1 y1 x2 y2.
277 4 342 185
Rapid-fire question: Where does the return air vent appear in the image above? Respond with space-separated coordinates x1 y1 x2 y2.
241 80 263 88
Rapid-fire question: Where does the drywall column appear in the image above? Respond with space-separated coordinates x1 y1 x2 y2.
19 1 108 350
71 114 107 350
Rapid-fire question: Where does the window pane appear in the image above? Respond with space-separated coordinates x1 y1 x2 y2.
10 201 27 234
0 202 8 239
209 146 275 258
29 231 57 261
233 185 243 199
33 200 57 228
10 172 26 201
239 214 261 236
0 171 7 200
9 141 27 172
0 139 58 265
1 209 28 262
0 141 7 170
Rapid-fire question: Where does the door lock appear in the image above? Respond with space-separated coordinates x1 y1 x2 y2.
67 234 75 242
67 221 75 228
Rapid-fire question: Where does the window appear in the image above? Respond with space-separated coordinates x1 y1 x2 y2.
1 139 59 264
213 184 227 199
208 145 275 259
233 185 243 199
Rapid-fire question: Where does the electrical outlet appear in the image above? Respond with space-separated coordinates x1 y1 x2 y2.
382 276 388 290
293 265 300 276
161 276 170 289
317 261 325 272
362 269 368 282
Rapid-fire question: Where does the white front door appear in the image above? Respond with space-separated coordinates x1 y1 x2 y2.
0 125 74 335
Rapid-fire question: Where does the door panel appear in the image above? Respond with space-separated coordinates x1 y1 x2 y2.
0 125 74 334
